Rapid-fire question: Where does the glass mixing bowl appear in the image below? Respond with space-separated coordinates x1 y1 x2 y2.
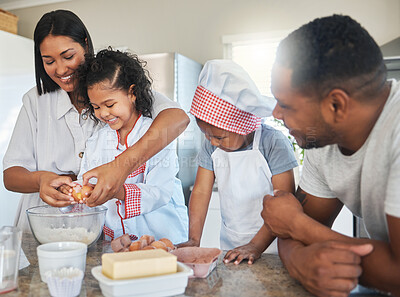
26 204 107 247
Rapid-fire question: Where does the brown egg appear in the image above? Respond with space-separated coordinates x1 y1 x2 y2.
129 241 143 251
150 241 168 251
81 185 94 197
120 234 132 248
142 245 156 250
71 184 93 202
111 234 132 252
139 235 155 246
159 238 174 249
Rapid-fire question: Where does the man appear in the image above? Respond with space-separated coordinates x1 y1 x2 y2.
262 14 400 297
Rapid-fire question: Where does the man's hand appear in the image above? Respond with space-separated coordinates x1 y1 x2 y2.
82 159 130 207
39 173 74 207
223 242 262 265
262 190 303 238
286 240 373 297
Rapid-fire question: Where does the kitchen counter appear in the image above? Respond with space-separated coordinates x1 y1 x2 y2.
5 233 385 297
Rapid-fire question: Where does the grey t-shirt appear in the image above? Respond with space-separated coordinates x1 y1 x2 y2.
197 124 298 176
299 79 400 242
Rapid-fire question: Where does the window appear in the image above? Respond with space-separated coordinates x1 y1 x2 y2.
222 31 289 97
223 31 304 177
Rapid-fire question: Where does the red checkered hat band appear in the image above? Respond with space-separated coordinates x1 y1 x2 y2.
190 85 261 135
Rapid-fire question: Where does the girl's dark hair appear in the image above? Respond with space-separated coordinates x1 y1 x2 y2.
76 48 153 122
34 10 94 95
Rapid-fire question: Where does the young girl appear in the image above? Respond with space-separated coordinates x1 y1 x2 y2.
178 60 298 264
72 49 188 243
2 10 189 233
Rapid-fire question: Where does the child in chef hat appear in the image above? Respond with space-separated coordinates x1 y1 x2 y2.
178 60 298 264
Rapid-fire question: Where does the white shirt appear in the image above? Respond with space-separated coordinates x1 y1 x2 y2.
3 87 181 232
299 79 400 242
77 115 188 244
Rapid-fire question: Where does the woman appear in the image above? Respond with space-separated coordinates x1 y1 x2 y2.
2 10 189 232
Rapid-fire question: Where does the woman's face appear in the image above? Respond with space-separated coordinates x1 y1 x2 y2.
40 35 86 93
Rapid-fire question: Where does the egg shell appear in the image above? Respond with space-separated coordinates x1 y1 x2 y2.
159 238 174 249
150 241 168 251
129 241 143 251
142 245 156 250
139 235 155 246
71 184 93 202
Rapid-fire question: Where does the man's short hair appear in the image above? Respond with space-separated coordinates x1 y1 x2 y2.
275 14 387 100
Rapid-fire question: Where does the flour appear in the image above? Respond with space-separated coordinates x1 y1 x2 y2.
34 227 98 245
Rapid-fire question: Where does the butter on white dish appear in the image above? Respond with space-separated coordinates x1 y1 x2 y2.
102 249 177 280
92 262 193 297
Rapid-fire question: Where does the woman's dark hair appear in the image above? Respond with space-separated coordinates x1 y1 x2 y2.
275 14 387 101
76 48 153 122
34 10 94 95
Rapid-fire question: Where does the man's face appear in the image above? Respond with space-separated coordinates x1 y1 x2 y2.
271 64 337 149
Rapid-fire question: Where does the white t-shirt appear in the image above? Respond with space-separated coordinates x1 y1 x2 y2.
299 79 400 242
3 87 181 232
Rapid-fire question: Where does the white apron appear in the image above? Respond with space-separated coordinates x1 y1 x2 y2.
212 127 277 253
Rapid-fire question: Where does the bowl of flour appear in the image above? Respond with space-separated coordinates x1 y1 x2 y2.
26 204 107 247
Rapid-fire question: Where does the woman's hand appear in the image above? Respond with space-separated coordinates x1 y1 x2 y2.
176 238 200 248
223 242 262 265
39 172 74 207
57 184 72 196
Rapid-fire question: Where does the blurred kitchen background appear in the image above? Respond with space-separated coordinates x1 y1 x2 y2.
2 0 400 245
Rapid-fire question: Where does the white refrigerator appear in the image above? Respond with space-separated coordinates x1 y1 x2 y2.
139 53 203 204
0 30 35 227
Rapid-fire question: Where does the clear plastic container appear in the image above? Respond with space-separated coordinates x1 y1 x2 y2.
0 226 22 294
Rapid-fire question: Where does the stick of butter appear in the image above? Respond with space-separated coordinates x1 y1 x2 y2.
102 249 177 280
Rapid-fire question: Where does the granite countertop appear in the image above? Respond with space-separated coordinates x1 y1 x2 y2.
5 234 385 297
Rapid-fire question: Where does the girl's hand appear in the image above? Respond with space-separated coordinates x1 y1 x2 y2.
39 173 75 207
82 159 131 207
176 238 200 248
223 242 262 265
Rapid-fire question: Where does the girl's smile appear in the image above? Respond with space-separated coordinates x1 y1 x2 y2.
88 81 139 144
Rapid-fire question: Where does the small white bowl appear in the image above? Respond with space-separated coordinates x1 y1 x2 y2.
37 242 87 283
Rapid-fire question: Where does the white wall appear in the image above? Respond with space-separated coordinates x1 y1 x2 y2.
0 31 35 227
10 0 400 64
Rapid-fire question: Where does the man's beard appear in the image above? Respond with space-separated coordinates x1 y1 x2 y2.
295 122 337 149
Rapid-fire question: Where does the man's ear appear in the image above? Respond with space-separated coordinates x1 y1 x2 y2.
321 88 350 124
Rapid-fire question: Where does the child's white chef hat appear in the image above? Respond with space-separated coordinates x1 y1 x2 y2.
190 60 276 135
